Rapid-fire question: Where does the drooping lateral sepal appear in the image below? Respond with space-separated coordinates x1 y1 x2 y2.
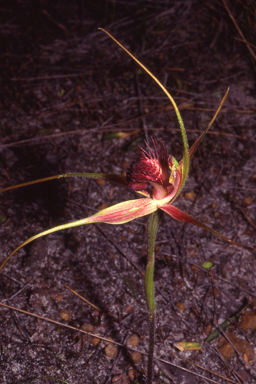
84 198 158 224
0 198 158 273
159 204 255 252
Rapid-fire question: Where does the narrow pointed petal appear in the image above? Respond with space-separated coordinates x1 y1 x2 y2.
0 173 128 193
100 28 189 196
0 198 158 273
159 204 255 252
189 88 229 161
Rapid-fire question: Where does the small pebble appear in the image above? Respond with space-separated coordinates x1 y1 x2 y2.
104 337 114 346
104 337 118 357
59 309 70 321
126 334 139 348
112 373 129 383
81 323 94 332
130 351 141 364
184 191 197 200
127 369 135 381
96 179 106 186
176 302 185 312
243 196 253 207
105 344 118 358
81 323 94 343
92 337 100 346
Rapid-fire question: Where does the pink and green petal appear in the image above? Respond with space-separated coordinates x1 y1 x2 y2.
0 198 158 273
82 198 158 224
159 204 255 252
0 173 128 193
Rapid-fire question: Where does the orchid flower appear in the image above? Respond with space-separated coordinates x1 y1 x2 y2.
0 29 254 384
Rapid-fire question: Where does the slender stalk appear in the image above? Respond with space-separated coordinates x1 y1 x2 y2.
145 210 162 384
147 311 155 384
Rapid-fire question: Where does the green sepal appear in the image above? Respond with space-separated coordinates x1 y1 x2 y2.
0 173 128 193
189 88 229 161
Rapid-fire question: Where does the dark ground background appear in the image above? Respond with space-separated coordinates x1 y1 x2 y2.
0 1 256 383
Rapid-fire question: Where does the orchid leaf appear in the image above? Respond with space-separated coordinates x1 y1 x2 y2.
189 88 229 161
159 204 255 252
0 173 128 193
0 198 158 273
99 28 189 196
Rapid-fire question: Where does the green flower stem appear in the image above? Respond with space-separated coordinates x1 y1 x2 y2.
145 211 161 312
145 210 162 384
147 312 155 384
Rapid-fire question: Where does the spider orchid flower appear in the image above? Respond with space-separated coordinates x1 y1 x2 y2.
1 94 254 274
0 30 253 275
0 29 254 384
